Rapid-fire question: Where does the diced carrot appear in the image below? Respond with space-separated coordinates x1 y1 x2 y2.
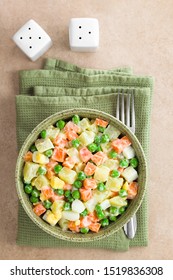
80 216 92 228
79 188 92 202
79 147 92 162
83 178 97 190
112 136 131 154
46 160 57 170
88 211 99 223
118 167 124 174
52 147 67 162
127 182 138 199
91 151 107 166
66 130 78 141
68 221 80 232
23 151 33 162
64 121 80 133
84 162 97 176
46 169 55 180
53 135 68 148
110 191 119 197
89 222 101 233
63 183 72 190
63 156 75 169
51 194 64 202
41 186 54 200
33 203 46 216
95 118 108 128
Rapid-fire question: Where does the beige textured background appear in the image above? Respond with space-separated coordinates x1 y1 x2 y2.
0 0 173 260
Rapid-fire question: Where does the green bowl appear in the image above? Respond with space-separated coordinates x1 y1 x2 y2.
15 108 147 242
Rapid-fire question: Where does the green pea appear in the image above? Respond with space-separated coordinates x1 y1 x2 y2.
109 215 117 222
109 150 117 159
31 188 40 198
37 166 47 175
94 135 101 145
97 182 106 192
73 180 82 189
80 227 89 234
96 145 102 152
30 196 39 204
72 190 80 199
98 126 105 133
130 158 138 168
63 202 71 210
64 190 71 198
119 189 128 198
71 139 80 148
101 134 109 143
77 171 86 181
80 209 88 217
87 143 98 153
111 170 120 178
72 115 80 124
97 212 105 220
54 164 62 174
30 144 37 152
56 120 65 129
101 218 109 227
44 149 53 157
110 206 118 215
119 206 126 214
55 189 64 196
24 184 33 194
119 158 129 168
95 204 102 212
40 130 47 139
67 196 75 203
43 200 52 209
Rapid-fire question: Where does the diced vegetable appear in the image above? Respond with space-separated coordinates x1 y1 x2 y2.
80 188 92 202
33 203 46 216
58 167 77 184
62 211 80 221
72 199 85 213
95 118 108 128
100 199 111 210
111 136 131 154
104 124 121 140
109 196 128 207
23 162 40 183
50 176 65 189
103 159 119 170
32 151 49 164
94 165 110 182
91 151 107 166
66 148 81 163
127 182 138 199
106 177 124 192
79 147 92 162
43 210 61 226
52 147 67 162
122 166 138 182
46 125 60 140
84 197 98 212
84 162 96 176
35 138 54 153
78 131 95 146
32 175 50 190
123 145 135 159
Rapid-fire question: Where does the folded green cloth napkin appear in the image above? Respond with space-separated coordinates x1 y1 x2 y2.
16 59 154 251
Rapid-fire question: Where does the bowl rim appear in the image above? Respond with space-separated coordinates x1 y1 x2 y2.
15 108 148 242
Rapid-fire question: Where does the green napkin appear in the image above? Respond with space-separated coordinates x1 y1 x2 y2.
16 59 153 251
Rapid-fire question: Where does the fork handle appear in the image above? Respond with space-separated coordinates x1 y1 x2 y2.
123 214 137 239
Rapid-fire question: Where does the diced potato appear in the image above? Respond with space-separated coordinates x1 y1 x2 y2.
43 210 61 226
78 131 95 146
51 200 65 214
23 162 40 183
100 142 112 154
103 159 119 170
84 197 98 213
58 167 77 184
94 165 110 182
72 199 85 213
46 125 60 140
109 196 128 207
88 123 98 133
58 218 69 231
62 211 79 221
123 146 135 159
78 118 91 131
66 148 81 163
122 181 129 191
73 162 86 173
32 151 49 164
35 138 54 153
104 124 121 140
33 175 50 190
93 189 110 203
50 176 65 189
100 199 111 210
122 166 138 182
106 177 124 191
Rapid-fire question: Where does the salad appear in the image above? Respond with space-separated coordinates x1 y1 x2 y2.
23 115 139 234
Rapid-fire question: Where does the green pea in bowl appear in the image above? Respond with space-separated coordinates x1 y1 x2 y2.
15 108 147 242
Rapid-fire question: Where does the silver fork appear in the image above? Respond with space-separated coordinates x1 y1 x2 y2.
116 90 137 239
